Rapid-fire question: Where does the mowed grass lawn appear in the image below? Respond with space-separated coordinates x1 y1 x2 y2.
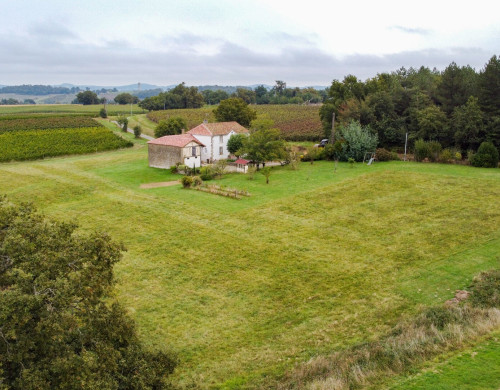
1 143 499 388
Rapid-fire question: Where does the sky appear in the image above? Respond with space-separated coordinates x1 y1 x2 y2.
1 0 499 87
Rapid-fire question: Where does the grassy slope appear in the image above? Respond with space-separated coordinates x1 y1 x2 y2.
386 331 500 390
1 147 499 388
126 114 157 137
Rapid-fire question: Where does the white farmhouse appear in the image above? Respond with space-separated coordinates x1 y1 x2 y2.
187 121 248 163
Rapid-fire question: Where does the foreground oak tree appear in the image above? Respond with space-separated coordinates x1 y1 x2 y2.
0 197 176 389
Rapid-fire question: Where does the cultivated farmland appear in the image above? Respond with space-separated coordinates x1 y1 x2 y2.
0 103 145 116
0 115 99 132
1 141 499 388
147 104 323 140
0 112 132 162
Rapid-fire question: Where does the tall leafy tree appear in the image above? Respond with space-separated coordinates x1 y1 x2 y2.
0 197 176 389
114 92 139 105
234 88 256 104
254 85 270 104
452 96 484 151
416 105 450 145
227 133 246 155
437 62 478 115
75 90 100 105
239 128 287 168
155 117 187 138
478 55 500 117
213 98 257 126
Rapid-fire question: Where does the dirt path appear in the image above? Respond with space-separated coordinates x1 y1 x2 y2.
140 180 179 189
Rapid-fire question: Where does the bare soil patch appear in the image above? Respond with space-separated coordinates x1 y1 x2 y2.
140 180 179 189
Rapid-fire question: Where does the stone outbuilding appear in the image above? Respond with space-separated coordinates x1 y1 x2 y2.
187 121 249 163
147 134 205 169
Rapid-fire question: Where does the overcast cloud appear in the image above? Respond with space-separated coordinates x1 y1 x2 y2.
0 0 499 87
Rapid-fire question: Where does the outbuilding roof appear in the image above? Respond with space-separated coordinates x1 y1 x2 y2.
147 134 205 148
234 158 250 165
187 121 248 136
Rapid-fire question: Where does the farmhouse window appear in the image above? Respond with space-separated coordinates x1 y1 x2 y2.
219 146 223 155
219 135 223 142
192 146 196 157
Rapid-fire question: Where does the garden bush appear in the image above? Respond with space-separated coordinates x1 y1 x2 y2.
200 166 214 181
414 139 429 162
428 141 442 162
339 121 378 162
117 116 128 132
470 142 499 168
192 176 203 187
133 125 142 138
181 176 193 188
414 139 442 162
440 148 453 163
99 108 107 118
375 148 393 161
391 151 400 160
303 146 325 163
469 269 500 308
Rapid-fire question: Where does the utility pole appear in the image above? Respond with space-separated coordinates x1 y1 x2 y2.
330 112 336 144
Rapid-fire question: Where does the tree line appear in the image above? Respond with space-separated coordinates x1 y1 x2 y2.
320 55 500 153
0 98 36 105
137 81 327 111
0 85 81 95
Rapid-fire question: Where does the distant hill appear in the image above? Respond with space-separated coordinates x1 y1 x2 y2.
0 83 329 98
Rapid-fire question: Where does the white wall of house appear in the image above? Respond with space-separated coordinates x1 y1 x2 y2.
213 131 235 162
184 156 201 168
192 135 212 163
182 141 202 168
193 130 247 163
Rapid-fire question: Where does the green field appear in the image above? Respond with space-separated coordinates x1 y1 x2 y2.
1 141 499 388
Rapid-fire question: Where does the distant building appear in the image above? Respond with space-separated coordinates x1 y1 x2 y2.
187 121 248 163
147 134 204 169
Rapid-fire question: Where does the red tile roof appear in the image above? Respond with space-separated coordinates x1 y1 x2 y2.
187 121 249 136
147 134 205 148
235 158 250 165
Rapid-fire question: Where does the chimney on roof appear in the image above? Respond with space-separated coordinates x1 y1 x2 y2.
203 119 208 124
181 128 185 134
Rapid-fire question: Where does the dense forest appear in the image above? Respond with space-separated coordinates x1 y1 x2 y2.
319 55 500 153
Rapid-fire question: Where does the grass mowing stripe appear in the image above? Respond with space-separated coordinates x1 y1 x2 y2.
1 152 499 388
